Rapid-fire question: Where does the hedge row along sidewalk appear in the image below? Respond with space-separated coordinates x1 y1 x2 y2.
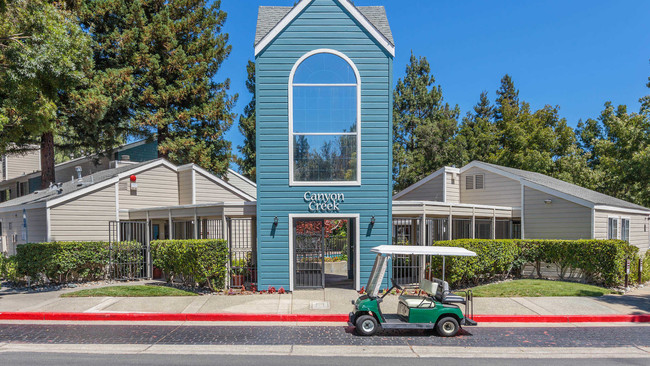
2 239 648 290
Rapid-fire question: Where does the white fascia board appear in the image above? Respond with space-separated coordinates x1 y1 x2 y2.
393 167 445 200
392 200 517 212
227 168 257 188
192 165 256 202
126 201 256 214
254 0 395 57
0 201 47 213
522 180 594 209
593 205 650 215
460 161 523 182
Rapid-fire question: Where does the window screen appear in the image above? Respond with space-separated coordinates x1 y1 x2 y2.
608 218 618 240
621 219 630 242
475 174 484 189
465 175 474 190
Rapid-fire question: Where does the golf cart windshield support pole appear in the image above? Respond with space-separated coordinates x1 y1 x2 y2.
442 256 446 282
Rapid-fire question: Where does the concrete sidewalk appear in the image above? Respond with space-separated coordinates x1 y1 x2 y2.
0 281 648 317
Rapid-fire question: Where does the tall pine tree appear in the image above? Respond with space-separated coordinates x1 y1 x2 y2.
0 0 93 187
237 60 256 181
78 0 237 175
456 91 498 164
393 53 459 192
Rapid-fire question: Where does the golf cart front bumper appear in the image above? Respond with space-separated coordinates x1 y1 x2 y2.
348 312 356 326
461 317 477 326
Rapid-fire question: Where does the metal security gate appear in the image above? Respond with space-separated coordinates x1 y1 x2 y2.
392 218 421 286
108 221 150 280
228 218 256 289
294 219 325 288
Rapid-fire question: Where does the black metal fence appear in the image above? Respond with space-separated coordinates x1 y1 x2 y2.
108 221 150 280
392 218 421 286
228 218 256 289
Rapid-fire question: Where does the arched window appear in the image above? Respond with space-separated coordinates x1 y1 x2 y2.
289 49 361 185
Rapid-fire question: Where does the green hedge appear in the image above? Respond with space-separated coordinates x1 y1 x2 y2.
151 239 228 291
14 241 141 284
426 239 640 288
0 255 18 282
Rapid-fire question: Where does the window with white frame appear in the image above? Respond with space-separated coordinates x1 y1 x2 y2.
290 50 360 185
621 218 630 242
608 217 618 239
465 174 485 190
465 175 473 190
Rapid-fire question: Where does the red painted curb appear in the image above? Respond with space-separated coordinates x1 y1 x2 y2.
0 312 648 323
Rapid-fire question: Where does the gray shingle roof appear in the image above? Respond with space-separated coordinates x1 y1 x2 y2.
0 160 157 209
477 161 650 211
255 3 394 46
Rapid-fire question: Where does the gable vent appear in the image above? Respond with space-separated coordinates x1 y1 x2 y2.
475 174 484 189
466 175 474 190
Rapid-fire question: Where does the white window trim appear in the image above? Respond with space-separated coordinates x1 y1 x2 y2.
288 49 362 187
288 213 360 292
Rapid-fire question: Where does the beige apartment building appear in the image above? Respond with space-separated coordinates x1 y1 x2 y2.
393 161 650 252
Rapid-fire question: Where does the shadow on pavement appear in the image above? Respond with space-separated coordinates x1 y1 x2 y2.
596 292 650 314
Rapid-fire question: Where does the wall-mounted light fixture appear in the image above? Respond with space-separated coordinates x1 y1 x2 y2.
273 216 279 226
370 216 376 226
544 199 552 205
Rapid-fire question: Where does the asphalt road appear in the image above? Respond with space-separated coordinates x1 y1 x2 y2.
0 323 648 348
0 353 649 366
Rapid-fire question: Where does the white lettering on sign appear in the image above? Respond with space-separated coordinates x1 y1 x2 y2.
303 191 345 212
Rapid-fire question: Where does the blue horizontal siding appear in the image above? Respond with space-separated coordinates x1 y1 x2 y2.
256 0 393 290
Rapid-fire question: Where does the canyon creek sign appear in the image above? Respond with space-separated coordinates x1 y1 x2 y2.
303 191 345 213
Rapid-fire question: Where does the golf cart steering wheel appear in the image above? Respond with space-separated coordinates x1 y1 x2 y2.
391 277 403 291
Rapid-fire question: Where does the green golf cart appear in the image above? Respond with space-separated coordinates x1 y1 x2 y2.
349 245 477 337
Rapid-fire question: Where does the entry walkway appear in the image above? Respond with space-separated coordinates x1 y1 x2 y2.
0 281 648 316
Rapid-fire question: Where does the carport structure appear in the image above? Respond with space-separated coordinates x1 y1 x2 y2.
389 200 519 285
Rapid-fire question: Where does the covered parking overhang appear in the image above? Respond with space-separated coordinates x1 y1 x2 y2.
392 200 520 242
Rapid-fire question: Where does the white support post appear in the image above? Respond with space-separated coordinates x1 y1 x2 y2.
448 206 453 240
492 208 496 239
193 208 199 239
471 207 476 239
420 210 426 283
146 211 152 278
222 210 229 290
168 209 173 240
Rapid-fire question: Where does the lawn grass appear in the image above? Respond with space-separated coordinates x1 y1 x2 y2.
464 279 617 297
61 285 198 297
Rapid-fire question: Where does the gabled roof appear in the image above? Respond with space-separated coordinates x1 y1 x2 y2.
0 159 163 211
255 0 394 56
463 161 650 212
393 166 459 200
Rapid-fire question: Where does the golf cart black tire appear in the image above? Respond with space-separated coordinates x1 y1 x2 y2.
355 315 379 336
436 316 460 337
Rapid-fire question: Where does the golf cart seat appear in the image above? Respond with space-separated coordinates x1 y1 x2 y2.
398 279 438 308
430 278 466 305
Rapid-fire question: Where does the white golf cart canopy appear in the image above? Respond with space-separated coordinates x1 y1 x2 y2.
371 245 477 257
365 245 477 298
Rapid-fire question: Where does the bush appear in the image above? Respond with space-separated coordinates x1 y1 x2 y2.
14 241 140 284
151 239 228 291
0 255 18 282
428 239 639 288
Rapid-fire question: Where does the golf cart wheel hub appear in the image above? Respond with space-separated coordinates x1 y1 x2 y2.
362 320 375 332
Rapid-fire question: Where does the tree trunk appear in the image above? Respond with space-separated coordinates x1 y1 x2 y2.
40 131 56 189
157 126 168 159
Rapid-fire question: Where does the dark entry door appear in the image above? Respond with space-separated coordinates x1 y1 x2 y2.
294 219 325 288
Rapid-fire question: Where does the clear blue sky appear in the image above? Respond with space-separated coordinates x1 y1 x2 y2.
217 0 650 163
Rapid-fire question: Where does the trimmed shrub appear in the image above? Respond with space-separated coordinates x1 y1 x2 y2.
0 255 18 282
151 239 228 291
428 239 639 288
14 241 140 284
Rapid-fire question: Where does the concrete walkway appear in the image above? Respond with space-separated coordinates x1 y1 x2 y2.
0 281 648 316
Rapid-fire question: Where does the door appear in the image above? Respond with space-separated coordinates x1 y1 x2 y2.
294 219 325 288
